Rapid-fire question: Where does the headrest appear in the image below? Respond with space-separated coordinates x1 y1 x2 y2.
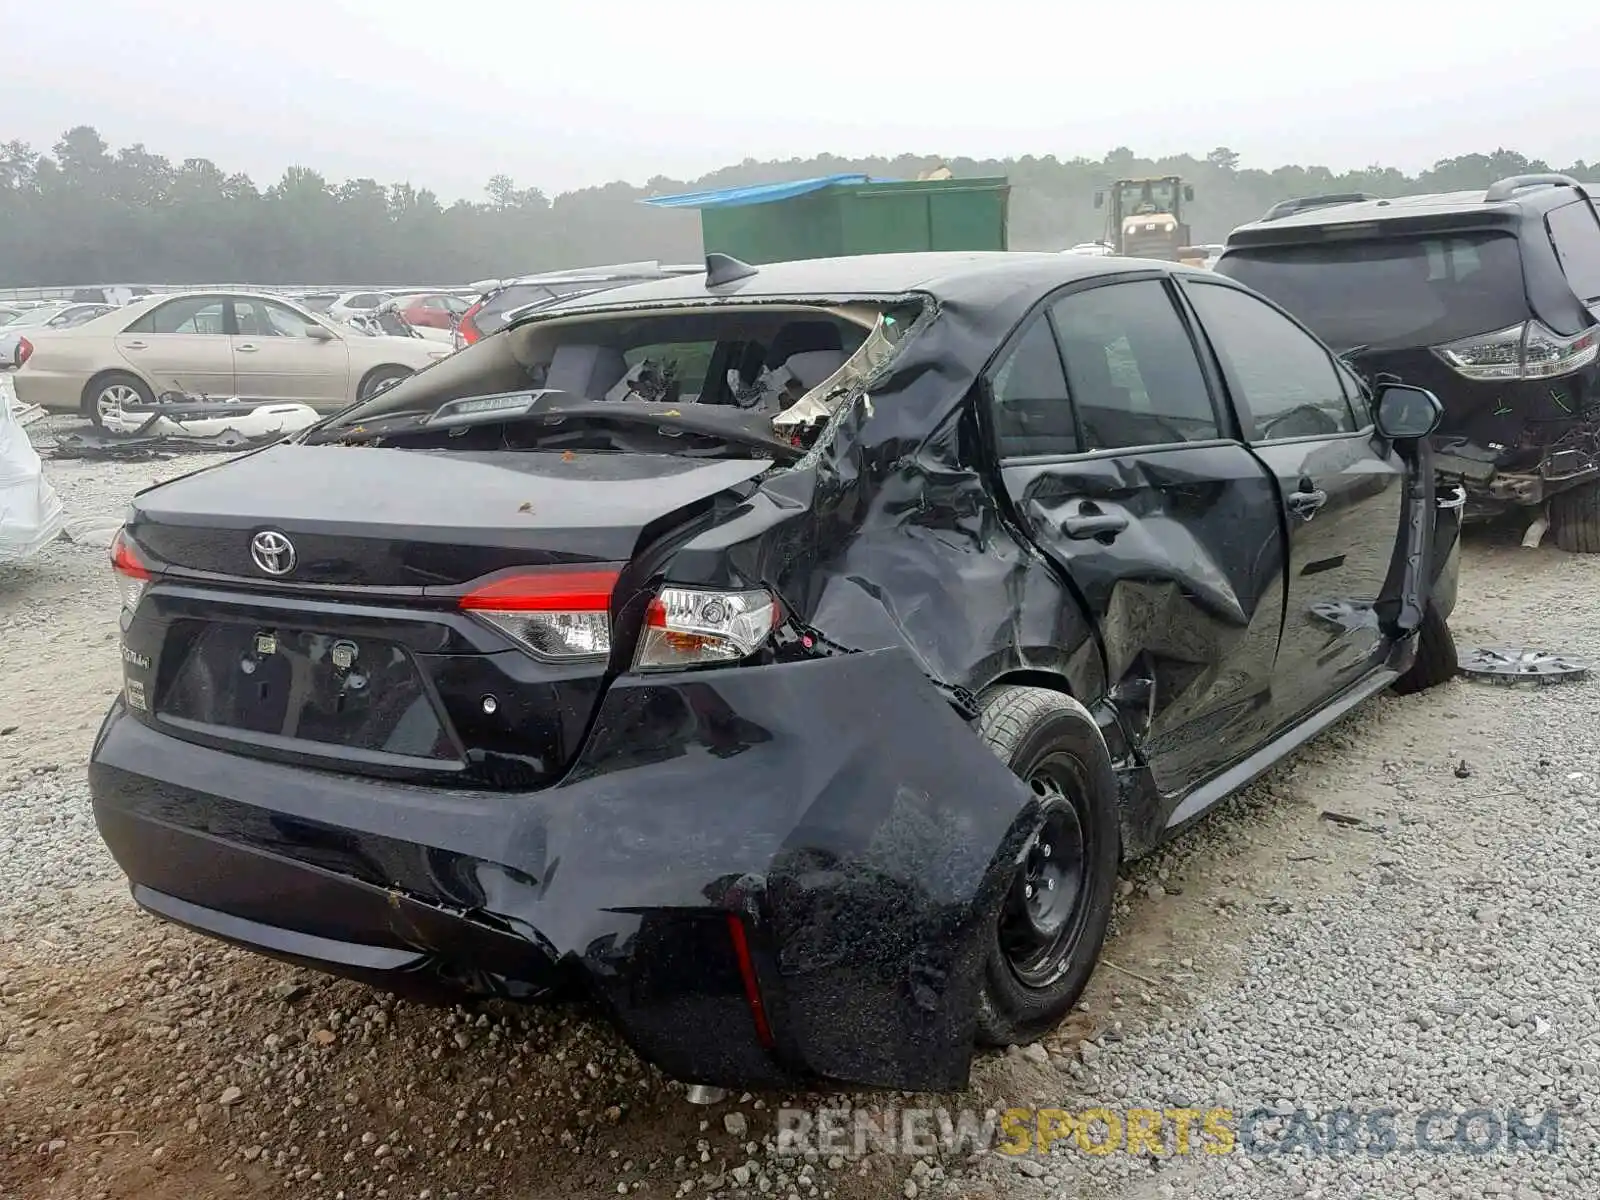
546 344 629 400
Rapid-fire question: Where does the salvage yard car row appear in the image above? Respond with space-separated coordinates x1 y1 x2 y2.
4 170 1595 1112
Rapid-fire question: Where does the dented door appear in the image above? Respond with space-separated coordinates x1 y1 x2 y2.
1182 279 1406 726
988 276 1288 792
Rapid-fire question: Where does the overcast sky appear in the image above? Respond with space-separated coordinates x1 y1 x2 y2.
4 0 1595 203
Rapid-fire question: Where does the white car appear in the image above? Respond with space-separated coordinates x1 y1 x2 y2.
12 291 449 426
327 291 395 324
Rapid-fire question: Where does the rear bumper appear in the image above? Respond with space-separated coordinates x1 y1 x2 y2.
12 367 89 413
90 648 1036 1092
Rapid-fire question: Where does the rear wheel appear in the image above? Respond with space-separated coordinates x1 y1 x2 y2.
973 685 1119 1047
1392 601 1458 694
82 371 152 430
1551 483 1600 553
359 366 412 401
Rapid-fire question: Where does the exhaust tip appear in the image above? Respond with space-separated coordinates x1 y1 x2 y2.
684 1085 728 1106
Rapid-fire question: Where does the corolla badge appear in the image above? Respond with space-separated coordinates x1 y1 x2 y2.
250 530 297 576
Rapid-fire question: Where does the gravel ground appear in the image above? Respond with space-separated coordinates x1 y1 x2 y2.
2 417 1595 1199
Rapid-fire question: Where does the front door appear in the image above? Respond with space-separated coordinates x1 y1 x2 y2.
1181 278 1407 726
115 294 235 397
990 274 1288 793
229 297 350 406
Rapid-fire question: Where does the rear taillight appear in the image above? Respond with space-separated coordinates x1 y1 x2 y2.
15 336 32 367
635 586 780 671
458 302 484 345
459 567 618 660
110 527 151 615
1431 320 1598 381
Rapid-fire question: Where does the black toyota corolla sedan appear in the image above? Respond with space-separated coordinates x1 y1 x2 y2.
90 251 1461 1094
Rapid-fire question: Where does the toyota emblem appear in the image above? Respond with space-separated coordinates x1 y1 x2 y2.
250 530 297 576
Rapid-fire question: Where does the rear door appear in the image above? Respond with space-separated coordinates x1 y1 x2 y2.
116 295 235 396
1181 277 1407 726
990 273 1287 792
229 297 350 406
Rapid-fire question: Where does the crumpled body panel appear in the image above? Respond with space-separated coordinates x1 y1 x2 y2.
91 647 1042 1091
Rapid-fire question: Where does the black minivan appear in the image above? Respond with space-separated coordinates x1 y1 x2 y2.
1217 175 1600 550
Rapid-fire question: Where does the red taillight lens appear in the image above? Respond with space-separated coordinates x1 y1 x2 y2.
15 336 32 367
460 567 619 660
110 527 151 614
459 302 483 345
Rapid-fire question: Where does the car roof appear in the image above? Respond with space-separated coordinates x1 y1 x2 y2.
534 251 1204 313
1226 180 1593 246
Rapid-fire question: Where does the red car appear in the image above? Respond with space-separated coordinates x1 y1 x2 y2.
397 293 472 330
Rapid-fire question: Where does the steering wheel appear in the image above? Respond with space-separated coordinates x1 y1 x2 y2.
1259 404 1343 441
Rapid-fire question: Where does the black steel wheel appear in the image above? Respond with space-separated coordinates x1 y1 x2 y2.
998 759 1091 988
973 685 1120 1047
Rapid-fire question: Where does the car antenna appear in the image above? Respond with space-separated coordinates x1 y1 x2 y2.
704 253 759 288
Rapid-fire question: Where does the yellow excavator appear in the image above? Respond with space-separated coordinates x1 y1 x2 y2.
1094 176 1205 264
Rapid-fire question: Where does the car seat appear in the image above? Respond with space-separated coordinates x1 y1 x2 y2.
546 344 629 400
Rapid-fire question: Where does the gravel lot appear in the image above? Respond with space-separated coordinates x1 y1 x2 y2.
2 418 1595 1199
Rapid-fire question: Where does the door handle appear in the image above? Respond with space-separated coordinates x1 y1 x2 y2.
1063 501 1130 540
236 343 258 352
1287 488 1328 518
123 340 147 349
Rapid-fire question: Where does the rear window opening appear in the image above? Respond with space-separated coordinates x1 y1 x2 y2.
319 299 926 457
1219 232 1531 352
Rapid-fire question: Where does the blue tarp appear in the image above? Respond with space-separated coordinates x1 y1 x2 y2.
640 174 891 210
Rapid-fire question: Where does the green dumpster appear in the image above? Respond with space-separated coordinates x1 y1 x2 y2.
642 174 1011 264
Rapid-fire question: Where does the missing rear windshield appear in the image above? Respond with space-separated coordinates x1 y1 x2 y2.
323 299 925 456
1220 232 1529 351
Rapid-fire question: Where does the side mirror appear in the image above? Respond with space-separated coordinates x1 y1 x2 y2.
1093 191 1104 209
306 323 335 342
1184 185 1195 202
1374 382 1442 440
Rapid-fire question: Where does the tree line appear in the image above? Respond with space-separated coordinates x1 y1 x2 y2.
0 127 1592 288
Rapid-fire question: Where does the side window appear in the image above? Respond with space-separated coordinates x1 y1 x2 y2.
988 316 1076 458
1186 282 1358 440
1546 199 1600 302
262 300 323 337
124 297 226 335
1049 279 1218 450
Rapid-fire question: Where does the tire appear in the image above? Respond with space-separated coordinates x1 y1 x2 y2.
82 371 153 430
1392 601 1458 695
972 685 1120 1047
1552 483 1600 553
359 366 412 401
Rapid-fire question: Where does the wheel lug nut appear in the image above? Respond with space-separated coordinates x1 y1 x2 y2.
1024 884 1034 899
1045 877 1056 891
1042 844 1052 858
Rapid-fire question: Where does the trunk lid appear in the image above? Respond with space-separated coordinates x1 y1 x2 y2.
130 443 771 586
121 444 772 790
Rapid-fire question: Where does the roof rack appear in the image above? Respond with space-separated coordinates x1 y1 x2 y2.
1260 193 1375 222
1483 173 1587 202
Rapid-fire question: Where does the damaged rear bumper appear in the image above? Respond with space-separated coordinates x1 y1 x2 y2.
89 648 1035 1092
1436 444 1600 515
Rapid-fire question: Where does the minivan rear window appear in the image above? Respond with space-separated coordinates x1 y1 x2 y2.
1217 232 1529 352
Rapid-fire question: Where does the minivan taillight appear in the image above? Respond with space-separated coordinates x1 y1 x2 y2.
459 568 619 660
110 527 151 615
1432 320 1598 381
15 336 32 367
